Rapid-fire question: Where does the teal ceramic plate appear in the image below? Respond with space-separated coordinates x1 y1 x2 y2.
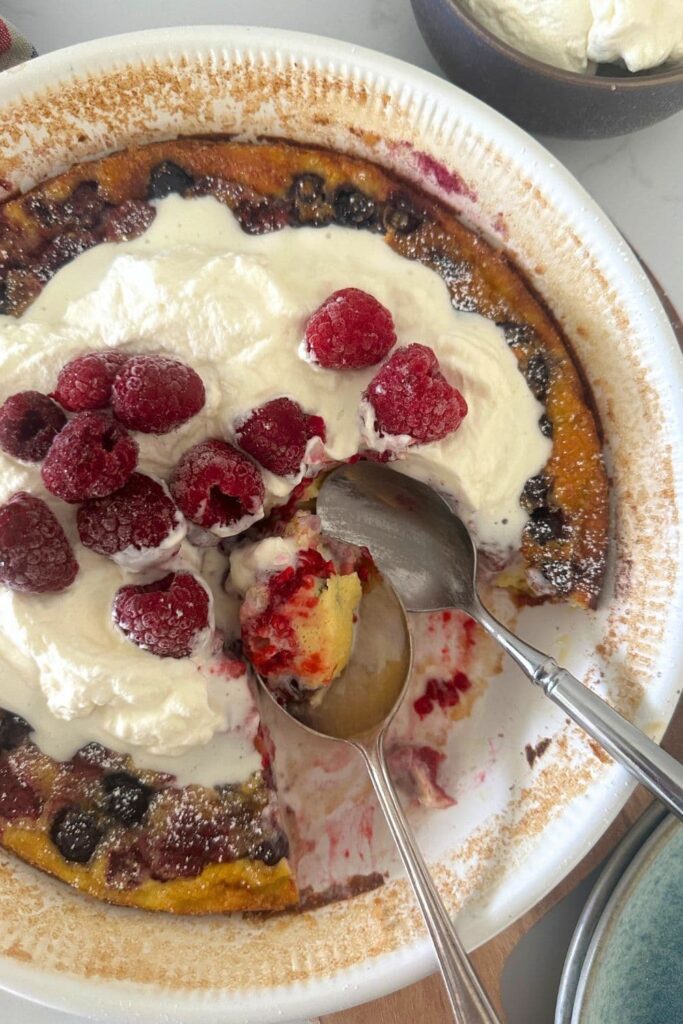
557 806 683 1023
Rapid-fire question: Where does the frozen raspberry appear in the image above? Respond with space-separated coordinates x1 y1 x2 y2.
41 412 138 503
113 571 211 658
235 398 326 477
111 355 205 434
364 343 467 444
52 351 131 412
0 391 66 462
169 439 264 534
77 472 185 568
0 491 78 593
304 288 396 369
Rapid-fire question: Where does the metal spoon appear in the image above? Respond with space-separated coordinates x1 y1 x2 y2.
257 572 501 1023
316 460 683 820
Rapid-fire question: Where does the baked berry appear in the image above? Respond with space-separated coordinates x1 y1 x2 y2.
0 390 66 461
50 807 102 863
364 343 468 444
383 193 423 235
304 288 396 370
113 571 212 659
52 351 131 412
41 411 138 503
253 832 290 866
525 353 550 401
0 492 78 593
333 187 377 228
77 472 185 567
101 200 155 242
0 712 30 752
111 355 205 434
147 161 194 199
520 473 550 511
103 772 151 826
539 413 553 438
169 439 265 534
235 398 326 477
0 761 41 821
289 173 332 226
59 181 107 230
526 507 566 544
499 321 535 349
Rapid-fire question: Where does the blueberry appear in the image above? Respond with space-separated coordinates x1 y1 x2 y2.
0 712 30 752
289 174 331 226
520 474 550 511
539 413 553 438
146 161 194 200
525 353 550 401
289 173 325 206
50 807 103 863
526 507 566 544
498 321 536 348
254 832 289 866
333 187 377 228
103 771 151 827
383 193 423 235
429 250 471 287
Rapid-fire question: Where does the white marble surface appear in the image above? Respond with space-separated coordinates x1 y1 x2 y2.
0 2 681 1022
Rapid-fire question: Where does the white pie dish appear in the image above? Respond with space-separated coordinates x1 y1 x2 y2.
0 24 681 1023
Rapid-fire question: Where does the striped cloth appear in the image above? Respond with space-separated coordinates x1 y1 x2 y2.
0 16 37 71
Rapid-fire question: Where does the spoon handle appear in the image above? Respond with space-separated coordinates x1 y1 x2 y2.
358 735 501 1024
475 602 683 819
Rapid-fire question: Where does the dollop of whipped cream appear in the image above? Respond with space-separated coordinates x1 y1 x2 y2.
462 0 683 73
0 194 549 783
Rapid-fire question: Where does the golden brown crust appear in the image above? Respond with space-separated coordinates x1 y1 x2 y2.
3 825 297 913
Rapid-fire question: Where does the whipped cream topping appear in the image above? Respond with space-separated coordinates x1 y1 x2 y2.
0 194 550 783
463 0 683 74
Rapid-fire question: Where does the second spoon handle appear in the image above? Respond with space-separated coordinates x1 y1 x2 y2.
475 601 683 820
358 734 501 1024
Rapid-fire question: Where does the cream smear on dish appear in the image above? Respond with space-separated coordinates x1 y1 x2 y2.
0 194 549 785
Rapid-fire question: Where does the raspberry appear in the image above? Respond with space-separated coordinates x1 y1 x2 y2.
77 472 185 567
41 412 138 503
111 355 205 434
304 288 396 369
169 439 264 534
52 351 131 412
0 391 67 462
113 571 211 658
0 491 78 593
364 343 468 444
235 398 326 477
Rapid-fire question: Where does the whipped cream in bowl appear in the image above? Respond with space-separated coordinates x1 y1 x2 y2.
0 193 550 787
460 0 683 74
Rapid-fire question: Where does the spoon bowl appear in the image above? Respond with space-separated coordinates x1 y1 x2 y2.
317 460 477 612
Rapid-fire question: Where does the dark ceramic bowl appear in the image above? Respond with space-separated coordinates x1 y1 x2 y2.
411 0 683 138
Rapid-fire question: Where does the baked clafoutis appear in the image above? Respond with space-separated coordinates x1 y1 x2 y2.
0 140 608 913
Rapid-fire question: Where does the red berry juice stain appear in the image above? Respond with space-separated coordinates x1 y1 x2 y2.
392 142 478 202
414 670 472 719
462 616 477 653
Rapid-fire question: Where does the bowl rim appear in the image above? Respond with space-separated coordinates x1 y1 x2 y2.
437 0 683 87
1 23 683 1024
